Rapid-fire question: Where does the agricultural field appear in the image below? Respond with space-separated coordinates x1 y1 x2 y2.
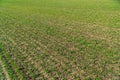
0 0 120 80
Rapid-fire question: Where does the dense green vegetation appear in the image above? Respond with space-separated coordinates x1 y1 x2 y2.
0 0 120 79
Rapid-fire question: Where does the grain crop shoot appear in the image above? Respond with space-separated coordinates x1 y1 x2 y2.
0 0 120 80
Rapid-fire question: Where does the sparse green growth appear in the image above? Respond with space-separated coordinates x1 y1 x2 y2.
0 0 120 79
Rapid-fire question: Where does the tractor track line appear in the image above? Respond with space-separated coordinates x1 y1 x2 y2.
0 59 10 80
